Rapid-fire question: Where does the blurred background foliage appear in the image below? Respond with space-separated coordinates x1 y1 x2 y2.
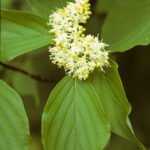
0 0 150 149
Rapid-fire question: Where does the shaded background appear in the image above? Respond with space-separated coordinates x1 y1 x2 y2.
1 0 150 149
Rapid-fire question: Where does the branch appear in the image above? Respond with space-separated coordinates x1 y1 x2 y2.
0 61 52 83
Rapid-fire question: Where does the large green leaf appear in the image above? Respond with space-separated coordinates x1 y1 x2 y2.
88 60 145 149
0 80 30 150
0 9 52 61
28 0 73 20
102 0 150 52
42 77 111 150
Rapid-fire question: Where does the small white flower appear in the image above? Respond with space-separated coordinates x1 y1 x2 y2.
48 0 110 80
55 33 68 43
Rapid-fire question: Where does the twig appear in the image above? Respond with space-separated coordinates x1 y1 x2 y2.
0 61 52 83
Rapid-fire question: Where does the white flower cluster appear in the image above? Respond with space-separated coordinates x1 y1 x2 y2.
48 0 109 80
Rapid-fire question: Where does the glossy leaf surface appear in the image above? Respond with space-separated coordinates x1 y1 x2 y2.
102 0 150 52
42 76 111 150
1 10 52 61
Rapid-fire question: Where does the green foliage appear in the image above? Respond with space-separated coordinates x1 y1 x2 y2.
1 0 11 8
1 9 52 61
95 0 117 14
0 0 149 149
88 60 145 149
28 0 73 19
102 0 150 52
42 76 111 150
0 80 30 150
42 60 145 150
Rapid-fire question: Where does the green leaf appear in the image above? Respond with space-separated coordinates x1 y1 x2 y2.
95 0 117 14
0 80 30 150
1 0 11 8
88 60 145 149
28 0 73 19
42 77 111 150
0 9 52 61
102 0 150 52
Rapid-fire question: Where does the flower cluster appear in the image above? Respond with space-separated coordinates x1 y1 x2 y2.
48 0 109 80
